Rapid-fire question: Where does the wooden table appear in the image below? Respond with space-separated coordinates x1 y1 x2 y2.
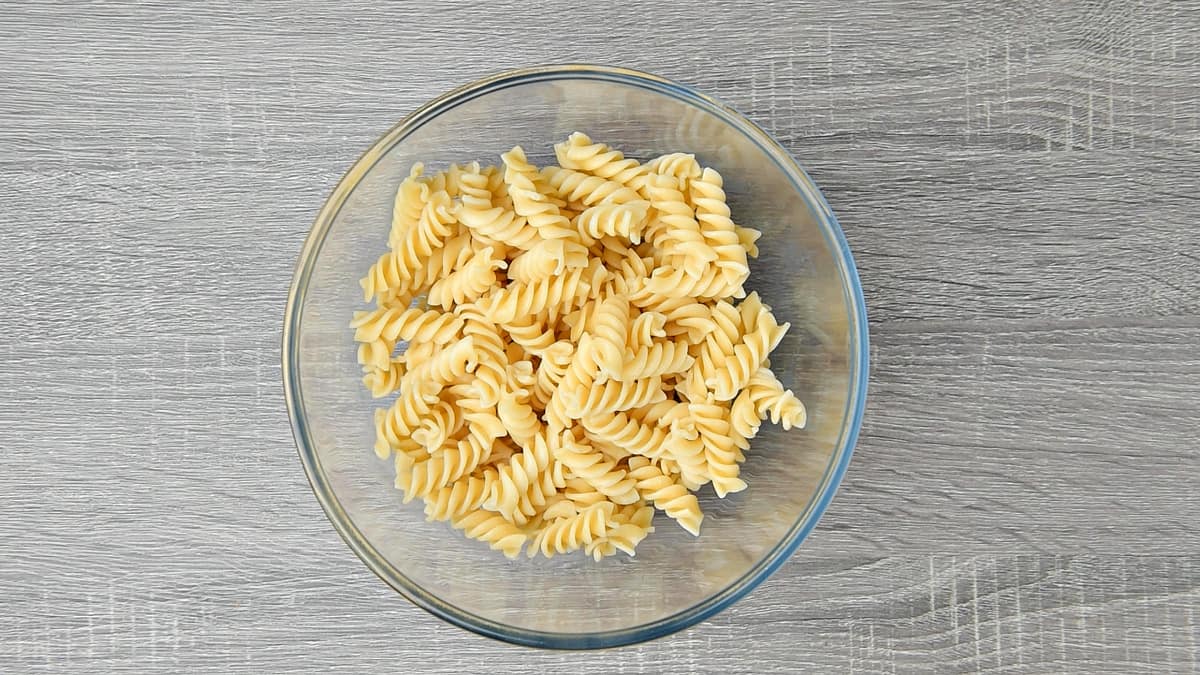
3 1 1197 672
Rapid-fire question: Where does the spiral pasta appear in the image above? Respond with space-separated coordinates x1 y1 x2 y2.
640 174 718 278
506 237 589 283
730 368 808 437
626 457 703 535
481 263 596 325
350 136 803 560
584 502 655 560
502 146 577 241
554 132 650 187
528 502 614 558
456 165 541 250
580 409 672 460
427 246 506 310
550 431 639 504
574 200 650 245
451 509 526 560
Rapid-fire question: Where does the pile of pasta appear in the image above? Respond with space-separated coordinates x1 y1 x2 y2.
350 133 807 560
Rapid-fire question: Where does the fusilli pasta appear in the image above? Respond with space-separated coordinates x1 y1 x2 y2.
349 135 805 560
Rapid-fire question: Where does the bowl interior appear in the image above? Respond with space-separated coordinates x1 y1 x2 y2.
287 68 865 647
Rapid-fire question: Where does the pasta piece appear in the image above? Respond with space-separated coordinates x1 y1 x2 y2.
585 502 655 560
386 164 431 252
626 457 703 535
562 476 610 509
528 502 614 559
451 509 527 559
373 379 440 459
562 376 667 418
590 295 631 379
637 263 746 301
410 400 464 451
507 237 589 283
689 400 747 498
502 146 577 240
640 174 717 277
581 409 671 459
350 306 463 345
357 339 392 373
404 336 477 385
646 152 702 184
532 340 573 410
424 475 492 522
387 190 458 293
484 431 557 525
736 224 762 258
550 430 639 504
619 340 695 381
628 311 667 351
730 368 808 437
703 307 789 401
361 357 404 398
481 263 597 324
457 165 542 250
455 303 507 407
574 200 650 244
497 395 540 451
554 132 650 187
690 167 750 289
541 166 642 208
427 246 507 310
502 314 557 356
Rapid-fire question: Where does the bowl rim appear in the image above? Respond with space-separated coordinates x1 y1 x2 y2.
282 63 869 650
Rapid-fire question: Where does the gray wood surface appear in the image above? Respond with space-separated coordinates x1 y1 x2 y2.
2 0 1198 672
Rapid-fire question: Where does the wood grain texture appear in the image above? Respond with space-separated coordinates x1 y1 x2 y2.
1 0 1198 671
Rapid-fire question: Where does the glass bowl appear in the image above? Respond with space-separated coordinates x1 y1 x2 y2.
283 65 868 649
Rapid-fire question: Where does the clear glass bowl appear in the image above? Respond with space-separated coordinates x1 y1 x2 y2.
283 65 868 649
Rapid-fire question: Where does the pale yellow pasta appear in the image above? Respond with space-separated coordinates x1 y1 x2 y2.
626 457 703 536
455 303 507 408
481 261 598 324
619 340 695 381
483 431 559 525
702 306 789 402
427 246 506 310
730 368 808 437
349 135 807 560
387 164 430 251
640 173 717 277
563 376 667 418
403 336 477 386
554 132 650 187
349 306 463 345
690 167 751 290
541 166 642 208
373 379 440 459
580 409 671 460
574 200 650 244
528 502 614 558
501 315 557 356
502 147 576 240
550 430 639 504
688 400 747 498
457 165 542 250
584 502 655 560
506 238 589 283
423 474 492 522
451 509 526 560
646 152 702 183
589 295 630 379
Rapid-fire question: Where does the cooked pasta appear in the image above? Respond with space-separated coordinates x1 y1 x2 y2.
349 135 806 560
